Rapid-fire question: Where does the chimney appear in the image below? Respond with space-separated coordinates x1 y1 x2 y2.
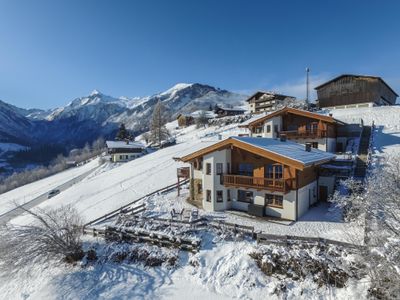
218 134 222 140
305 142 312 152
126 140 129 145
280 134 287 142
329 113 333 117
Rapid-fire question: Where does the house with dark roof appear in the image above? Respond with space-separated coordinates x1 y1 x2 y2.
106 140 145 162
315 74 398 109
179 136 335 220
214 106 246 118
246 91 296 114
239 107 345 153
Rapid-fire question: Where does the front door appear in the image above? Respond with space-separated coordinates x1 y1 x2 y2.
319 186 328 202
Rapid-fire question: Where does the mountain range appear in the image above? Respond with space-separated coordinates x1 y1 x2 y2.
0 83 247 149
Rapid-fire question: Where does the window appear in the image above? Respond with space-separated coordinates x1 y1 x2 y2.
206 163 211 175
265 164 283 179
227 190 231 201
125 155 129 159
119 155 123 159
197 183 202 194
206 190 211 202
216 190 223 202
238 163 253 177
238 190 253 203
311 123 318 133
275 165 283 179
312 142 318 149
226 163 231 174
265 194 283 208
216 163 223 175
266 125 271 133
265 164 274 178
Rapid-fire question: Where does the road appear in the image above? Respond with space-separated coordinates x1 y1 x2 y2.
0 168 96 226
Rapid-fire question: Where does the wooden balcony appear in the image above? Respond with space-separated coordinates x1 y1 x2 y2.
279 129 327 139
222 174 292 192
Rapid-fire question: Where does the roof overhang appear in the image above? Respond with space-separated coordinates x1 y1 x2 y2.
241 107 344 128
179 137 333 171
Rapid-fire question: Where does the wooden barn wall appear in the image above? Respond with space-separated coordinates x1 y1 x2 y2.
317 77 397 107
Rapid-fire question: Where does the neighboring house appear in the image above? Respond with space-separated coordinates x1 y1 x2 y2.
106 140 145 162
246 91 296 114
176 113 194 127
239 107 345 153
190 110 217 119
214 106 246 118
315 74 398 109
179 136 335 221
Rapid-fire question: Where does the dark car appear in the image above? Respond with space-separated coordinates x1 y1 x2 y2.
47 189 60 199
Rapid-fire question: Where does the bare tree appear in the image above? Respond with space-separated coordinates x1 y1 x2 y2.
195 110 209 128
0 205 84 276
92 137 105 153
329 156 400 298
150 100 170 145
141 132 151 144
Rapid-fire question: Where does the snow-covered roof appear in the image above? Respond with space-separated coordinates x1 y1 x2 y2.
106 140 144 149
218 107 246 112
190 110 217 118
180 136 335 168
239 107 343 128
239 112 270 126
232 137 335 166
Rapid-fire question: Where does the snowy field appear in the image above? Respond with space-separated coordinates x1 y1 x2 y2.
1 107 399 299
328 106 400 157
0 158 99 216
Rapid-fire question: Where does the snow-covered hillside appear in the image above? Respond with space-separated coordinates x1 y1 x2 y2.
1 106 399 300
327 106 400 157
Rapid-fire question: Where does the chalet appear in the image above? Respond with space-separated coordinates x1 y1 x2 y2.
315 74 398 109
239 107 345 153
176 114 194 127
106 140 145 162
246 91 296 114
179 137 335 221
214 106 246 118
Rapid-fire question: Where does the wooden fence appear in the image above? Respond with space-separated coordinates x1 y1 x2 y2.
84 179 189 228
83 225 200 252
256 232 363 249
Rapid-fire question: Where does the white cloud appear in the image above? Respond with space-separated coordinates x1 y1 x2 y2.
270 73 331 101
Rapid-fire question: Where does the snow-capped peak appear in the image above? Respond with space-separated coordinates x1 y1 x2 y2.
90 89 102 96
161 83 193 96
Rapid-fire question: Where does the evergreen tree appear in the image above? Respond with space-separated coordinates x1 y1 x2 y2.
116 123 130 140
150 100 170 145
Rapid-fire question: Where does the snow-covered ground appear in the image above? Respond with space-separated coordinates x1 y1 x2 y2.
328 106 400 157
1 106 400 299
0 158 99 216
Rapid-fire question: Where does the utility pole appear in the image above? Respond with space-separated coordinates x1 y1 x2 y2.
306 67 310 105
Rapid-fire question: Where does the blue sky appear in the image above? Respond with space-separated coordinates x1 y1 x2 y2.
0 0 399 109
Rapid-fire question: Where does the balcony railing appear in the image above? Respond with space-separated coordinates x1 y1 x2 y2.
279 129 327 139
222 174 292 192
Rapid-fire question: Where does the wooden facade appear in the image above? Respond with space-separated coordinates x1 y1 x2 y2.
181 137 326 194
279 112 337 139
242 107 341 141
315 75 398 108
246 91 296 114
